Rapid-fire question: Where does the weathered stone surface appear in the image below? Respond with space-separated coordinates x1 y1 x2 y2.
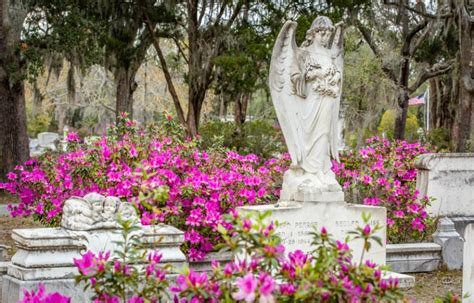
415 153 474 217
61 193 139 231
1 195 186 303
37 132 59 147
2 276 90 303
270 16 344 199
433 217 463 269
382 271 415 289
190 251 233 273
463 224 474 302
386 243 441 273
0 244 8 261
239 201 386 265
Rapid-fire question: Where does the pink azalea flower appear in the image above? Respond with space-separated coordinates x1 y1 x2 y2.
233 273 258 302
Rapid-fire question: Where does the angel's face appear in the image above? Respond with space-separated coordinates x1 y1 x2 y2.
314 29 332 47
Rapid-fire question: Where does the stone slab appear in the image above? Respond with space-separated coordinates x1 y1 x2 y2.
382 271 415 289
2 275 90 303
239 202 386 265
37 132 59 147
2 222 187 303
386 243 441 273
463 224 474 301
0 204 14 216
415 153 474 217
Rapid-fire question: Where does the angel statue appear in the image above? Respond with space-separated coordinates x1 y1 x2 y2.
269 16 344 201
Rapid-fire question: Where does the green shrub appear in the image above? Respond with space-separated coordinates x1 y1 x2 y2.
199 119 286 159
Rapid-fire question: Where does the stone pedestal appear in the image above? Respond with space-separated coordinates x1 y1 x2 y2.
463 224 474 302
239 192 386 265
1 224 186 303
386 243 441 273
433 217 463 270
416 153 474 218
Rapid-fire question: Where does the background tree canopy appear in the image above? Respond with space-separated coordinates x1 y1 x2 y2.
1 0 473 180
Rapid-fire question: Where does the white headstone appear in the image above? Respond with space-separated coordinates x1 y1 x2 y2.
37 132 59 148
1 193 186 303
416 153 474 217
239 201 386 265
463 223 474 302
28 138 39 149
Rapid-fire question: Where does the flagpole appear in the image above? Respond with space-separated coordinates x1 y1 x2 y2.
426 87 430 131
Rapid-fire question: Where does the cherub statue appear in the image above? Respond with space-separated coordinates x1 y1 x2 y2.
62 197 94 230
269 16 344 200
101 196 120 228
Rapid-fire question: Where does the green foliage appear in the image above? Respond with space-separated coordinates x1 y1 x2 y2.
74 218 171 302
425 128 453 152
198 119 286 159
27 114 52 137
378 109 420 141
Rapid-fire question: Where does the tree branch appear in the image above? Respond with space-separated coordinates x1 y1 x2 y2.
408 60 455 93
384 2 452 19
401 20 428 56
213 1 229 27
410 20 433 56
98 100 116 113
226 1 244 28
198 0 207 26
143 15 187 126
173 37 189 65
355 19 398 84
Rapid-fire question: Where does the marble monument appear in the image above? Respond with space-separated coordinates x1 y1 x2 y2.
2 193 186 303
239 16 387 266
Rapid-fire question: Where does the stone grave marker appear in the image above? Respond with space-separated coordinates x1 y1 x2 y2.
1 193 186 303
463 223 474 302
239 198 386 265
37 132 59 148
240 15 387 266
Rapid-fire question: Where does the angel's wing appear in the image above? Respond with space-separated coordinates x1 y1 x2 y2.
269 21 301 166
329 23 344 162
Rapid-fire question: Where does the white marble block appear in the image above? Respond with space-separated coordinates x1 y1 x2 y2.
1 194 186 303
416 153 474 217
239 200 386 266
463 223 474 302
37 132 59 148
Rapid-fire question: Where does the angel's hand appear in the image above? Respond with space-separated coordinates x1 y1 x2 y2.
291 73 300 84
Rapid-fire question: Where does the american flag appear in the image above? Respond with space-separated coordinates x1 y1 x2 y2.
408 91 426 106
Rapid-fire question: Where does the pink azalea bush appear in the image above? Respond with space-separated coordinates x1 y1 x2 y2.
19 283 70 303
332 136 435 243
0 113 287 260
21 212 403 303
73 219 171 303
170 211 400 302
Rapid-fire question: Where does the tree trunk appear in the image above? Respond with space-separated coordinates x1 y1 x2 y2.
187 87 207 136
234 93 249 125
0 0 29 180
114 66 138 120
0 78 29 180
394 89 409 140
455 3 474 152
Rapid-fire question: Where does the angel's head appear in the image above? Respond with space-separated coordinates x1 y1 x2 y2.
304 16 334 48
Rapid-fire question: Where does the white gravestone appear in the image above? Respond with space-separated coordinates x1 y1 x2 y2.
37 132 59 148
239 203 386 265
463 223 474 302
416 153 474 217
1 193 186 303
